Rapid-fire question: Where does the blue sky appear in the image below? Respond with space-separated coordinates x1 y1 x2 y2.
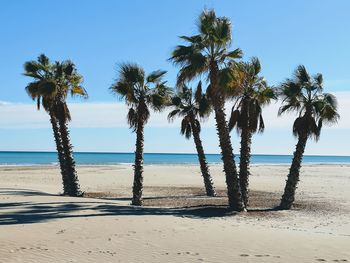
0 0 349 155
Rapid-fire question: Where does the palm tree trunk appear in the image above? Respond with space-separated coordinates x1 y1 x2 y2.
279 134 308 210
58 116 82 197
239 126 252 207
49 113 69 195
132 119 145 206
239 100 252 207
213 103 245 211
209 63 245 211
190 117 216 197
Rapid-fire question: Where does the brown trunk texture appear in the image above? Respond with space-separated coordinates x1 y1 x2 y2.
238 100 252 207
190 117 216 197
209 63 245 211
132 119 145 206
279 134 308 210
58 115 82 197
49 113 69 194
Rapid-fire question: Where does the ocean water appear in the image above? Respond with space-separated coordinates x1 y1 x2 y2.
0 151 349 166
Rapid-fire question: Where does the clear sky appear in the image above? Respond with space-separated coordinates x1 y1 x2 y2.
0 0 349 155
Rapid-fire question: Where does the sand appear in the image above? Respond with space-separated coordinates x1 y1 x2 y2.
0 164 349 263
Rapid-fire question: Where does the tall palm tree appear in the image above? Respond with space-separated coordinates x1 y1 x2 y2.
170 9 245 211
110 63 171 206
24 54 87 196
228 58 276 206
168 81 216 197
278 65 339 210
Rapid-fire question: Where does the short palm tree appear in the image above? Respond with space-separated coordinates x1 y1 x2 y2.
170 9 245 211
110 63 172 206
168 81 216 197
24 54 87 196
228 58 276 206
278 65 339 210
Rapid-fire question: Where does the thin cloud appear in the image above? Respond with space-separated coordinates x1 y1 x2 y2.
0 101 13 106
0 92 349 130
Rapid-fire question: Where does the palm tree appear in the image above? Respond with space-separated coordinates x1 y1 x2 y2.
24 54 87 196
168 81 216 197
278 65 339 210
228 58 276 206
170 9 245 211
110 63 171 206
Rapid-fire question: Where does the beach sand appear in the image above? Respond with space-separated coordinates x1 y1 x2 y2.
0 164 349 262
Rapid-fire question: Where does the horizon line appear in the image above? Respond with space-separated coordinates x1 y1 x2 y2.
0 150 349 158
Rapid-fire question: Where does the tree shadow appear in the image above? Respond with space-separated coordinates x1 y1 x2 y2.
0 201 241 225
0 188 282 226
0 188 56 196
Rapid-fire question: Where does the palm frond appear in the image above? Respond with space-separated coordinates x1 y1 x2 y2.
295 65 310 84
110 81 135 103
314 73 323 89
146 70 167 83
225 48 243 60
194 81 202 104
179 35 203 45
119 63 145 85
228 109 240 131
38 54 50 66
149 84 172 111
198 95 212 118
215 16 232 45
181 117 192 139
319 93 340 124
248 100 259 132
251 57 261 74
258 114 265 133
71 86 88 98
167 109 181 121
171 96 182 106
176 55 207 86
127 108 138 131
198 9 216 35
38 79 58 99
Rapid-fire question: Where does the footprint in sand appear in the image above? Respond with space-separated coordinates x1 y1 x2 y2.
56 229 66 234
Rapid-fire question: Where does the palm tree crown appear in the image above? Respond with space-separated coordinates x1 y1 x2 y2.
228 57 276 133
168 81 211 138
24 54 87 119
170 9 242 90
279 65 339 140
110 63 171 130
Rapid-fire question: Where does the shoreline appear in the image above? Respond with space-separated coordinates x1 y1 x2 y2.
1 163 350 168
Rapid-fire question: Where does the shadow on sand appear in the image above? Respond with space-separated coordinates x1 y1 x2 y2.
0 188 280 226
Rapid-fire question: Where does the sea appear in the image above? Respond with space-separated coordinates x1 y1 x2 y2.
0 151 349 166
